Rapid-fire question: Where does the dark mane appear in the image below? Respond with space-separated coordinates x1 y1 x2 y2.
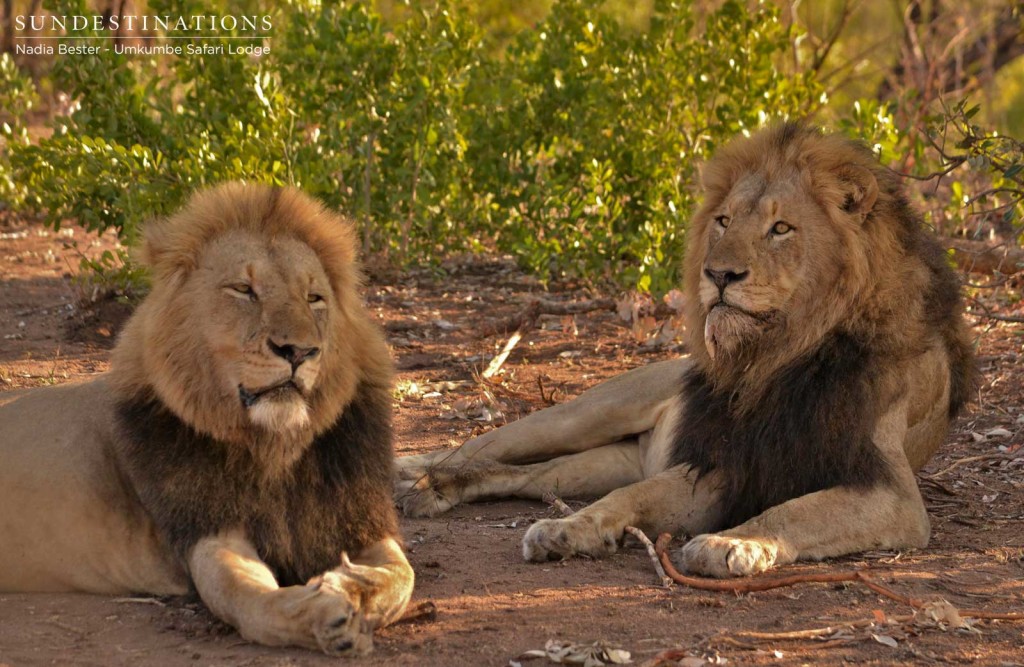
872 177 977 419
113 381 398 586
669 332 893 530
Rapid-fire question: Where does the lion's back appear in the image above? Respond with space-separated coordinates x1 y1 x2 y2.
0 380 187 594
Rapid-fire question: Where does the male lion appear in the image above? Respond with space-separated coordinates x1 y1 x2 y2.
0 183 413 654
396 123 975 577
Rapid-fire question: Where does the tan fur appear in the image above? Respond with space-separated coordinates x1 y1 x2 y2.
0 183 412 654
396 125 972 577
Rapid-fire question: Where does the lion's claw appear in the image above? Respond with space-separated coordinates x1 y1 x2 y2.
269 579 372 656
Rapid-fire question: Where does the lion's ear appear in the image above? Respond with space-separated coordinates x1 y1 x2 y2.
137 217 192 282
137 222 162 270
137 218 173 274
834 164 878 223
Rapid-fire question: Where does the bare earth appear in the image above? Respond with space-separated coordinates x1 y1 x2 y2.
1 218 1022 667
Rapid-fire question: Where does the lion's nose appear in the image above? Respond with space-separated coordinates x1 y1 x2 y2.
704 267 749 291
268 339 321 370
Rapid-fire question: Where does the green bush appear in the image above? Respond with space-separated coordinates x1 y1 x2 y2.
0 52 38 208
469 0 822 292
3 0 822 293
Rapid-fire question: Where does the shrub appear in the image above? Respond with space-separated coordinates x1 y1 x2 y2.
4 0 822 293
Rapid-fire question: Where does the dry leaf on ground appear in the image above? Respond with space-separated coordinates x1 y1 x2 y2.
517 639 632 666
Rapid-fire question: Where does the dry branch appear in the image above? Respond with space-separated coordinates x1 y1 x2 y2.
542 492 574 517
482 331 522 379
926 451 1020 479
624 526 673 587
396 600 438 625
479 298 616 337
877 2 1024 100
651 533 1024 621
947 238 1024 276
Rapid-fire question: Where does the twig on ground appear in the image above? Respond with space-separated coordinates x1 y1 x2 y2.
479 298 616 337
947 238 1024 277
928 452 1018 479
918 474 958 496
651 533 1024 622
482 330 522 379
624 526 673 587
396 600 438 625
536 375 563 405
112 597 168 606
651 533 899 597
725 615 913 641
45 619 89 636
542 492 575 517
967 294 1024 324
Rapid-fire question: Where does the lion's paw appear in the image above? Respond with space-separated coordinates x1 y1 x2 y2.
522 516 620 562
275 580 372 656
394 470 458 517
677 534 779 578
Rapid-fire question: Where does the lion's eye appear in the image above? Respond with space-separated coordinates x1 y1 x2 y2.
228 284 257 301
307 293 324 305
771 221 793 236
714 215 730 228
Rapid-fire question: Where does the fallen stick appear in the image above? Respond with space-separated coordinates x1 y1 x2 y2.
947 238 1024 276
542 492 575 517
482 330 522 379
652 533 1024 621
927 452 1018 479
112 596 168 606
396 600 437 625
725 615 915 642
651 533 896 596
625 526 672 588
480 298 616 337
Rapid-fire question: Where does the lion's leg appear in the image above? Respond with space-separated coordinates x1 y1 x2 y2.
522 465 724 561
188 531 412 656
397 358 690 473
314 537 415 629
680 402 928 578
398 441 645 517
679 478 929 578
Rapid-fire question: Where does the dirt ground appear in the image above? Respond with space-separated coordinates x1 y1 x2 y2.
1 217 1023 667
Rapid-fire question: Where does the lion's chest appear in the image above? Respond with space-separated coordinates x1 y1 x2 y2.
669 333 893 529
115 386 398 587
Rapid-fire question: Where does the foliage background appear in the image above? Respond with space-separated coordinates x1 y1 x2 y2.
1 0 1022 295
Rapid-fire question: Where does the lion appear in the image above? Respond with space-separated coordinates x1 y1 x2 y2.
0 183 413 654
396 123 976 578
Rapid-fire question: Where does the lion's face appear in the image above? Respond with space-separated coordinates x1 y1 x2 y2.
193 231 334 433
698 171 818 360
684 125 881 376
111 184 389 462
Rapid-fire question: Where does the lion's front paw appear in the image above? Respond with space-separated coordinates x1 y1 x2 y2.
522 516 621 562
677 534 779 578
394 469 458 517
273 581 372 656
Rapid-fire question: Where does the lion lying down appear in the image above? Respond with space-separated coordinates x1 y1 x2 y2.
397 123 976 578
0 184 412 655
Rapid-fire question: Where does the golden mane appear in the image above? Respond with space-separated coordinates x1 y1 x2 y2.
139 183 360 301
109 183 392 450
